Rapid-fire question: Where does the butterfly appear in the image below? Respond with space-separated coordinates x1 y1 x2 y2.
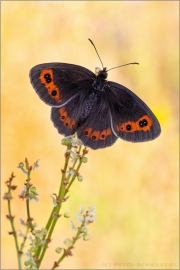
29 39 161 150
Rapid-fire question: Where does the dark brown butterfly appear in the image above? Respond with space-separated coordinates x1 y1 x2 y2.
29 39 161 150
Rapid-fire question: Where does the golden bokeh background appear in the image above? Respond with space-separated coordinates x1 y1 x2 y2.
2 1 179 269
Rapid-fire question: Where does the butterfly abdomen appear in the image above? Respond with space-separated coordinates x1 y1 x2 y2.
79 92 100 124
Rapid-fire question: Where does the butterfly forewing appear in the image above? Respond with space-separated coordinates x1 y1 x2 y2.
30 63 95 107
106 82 161 142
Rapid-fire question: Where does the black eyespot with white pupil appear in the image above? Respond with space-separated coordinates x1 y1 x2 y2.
51 90 57 96
126 124 132 131
44 73 52 83
92 136 96 140
139 119 148 128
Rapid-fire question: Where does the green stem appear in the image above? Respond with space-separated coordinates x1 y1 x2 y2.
26 171 34 231
35 206 56 260
20 225 29 253
36 145 72 267
52 219 85 269
67 147 87 190
7 196 22 269
37 144 87 268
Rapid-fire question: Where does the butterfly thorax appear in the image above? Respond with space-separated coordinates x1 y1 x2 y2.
79 68 108 125
93 67 108 91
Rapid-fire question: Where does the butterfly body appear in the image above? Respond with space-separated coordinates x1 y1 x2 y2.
30 61 161 150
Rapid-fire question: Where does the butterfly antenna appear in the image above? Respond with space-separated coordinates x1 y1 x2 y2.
107 62 139 72
88 38 104 69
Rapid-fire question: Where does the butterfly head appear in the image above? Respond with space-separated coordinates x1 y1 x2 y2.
95 67 108 80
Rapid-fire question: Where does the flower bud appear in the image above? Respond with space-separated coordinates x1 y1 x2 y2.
64 212 71 218
19 162 24 168
55 247 62 254
61 137 70 146
80 226 87 233
30 186 36 194
82 156 88 163
30 246 36 252
24 260 30 266
83 233 90 241
64 238 73 247
77 175 83 182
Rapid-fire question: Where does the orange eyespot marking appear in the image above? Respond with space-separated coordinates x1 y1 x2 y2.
69 120 76 129
59 107 65 114
90 131 100 141
84 128 111 140
59 107 76 129
64 117 71 127
84 128 92 137
106 128 111 135
99 130 107 140
116 115 153 133
59 107 67 122
39 69 62 102
99 128 112 140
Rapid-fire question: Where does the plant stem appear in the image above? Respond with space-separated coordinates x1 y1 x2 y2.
52 219 85 269
36 144 88 268
67 147 87 190
36 145 72 267
20 225 29 253
26 171 34 231
7 195 22 269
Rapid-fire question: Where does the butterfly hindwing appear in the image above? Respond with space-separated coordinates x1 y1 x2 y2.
106 82 161 142
77 93 118 149
51 89 93 136
29 63 95 106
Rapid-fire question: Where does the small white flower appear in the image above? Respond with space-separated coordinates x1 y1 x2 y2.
76 205 84 222
85 215 95 224
50 195 57 206
18 230 24 237
18 186 27 197
77 216 83 223
66 149 73 154
27 235 33 242
77 205 84 216
71 137 82 147
69 169 75 176
71 152 78 159
19 218 25 226
70 220 77 231
87 205 96 216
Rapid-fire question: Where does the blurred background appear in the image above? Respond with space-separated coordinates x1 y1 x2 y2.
2 1 179 269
